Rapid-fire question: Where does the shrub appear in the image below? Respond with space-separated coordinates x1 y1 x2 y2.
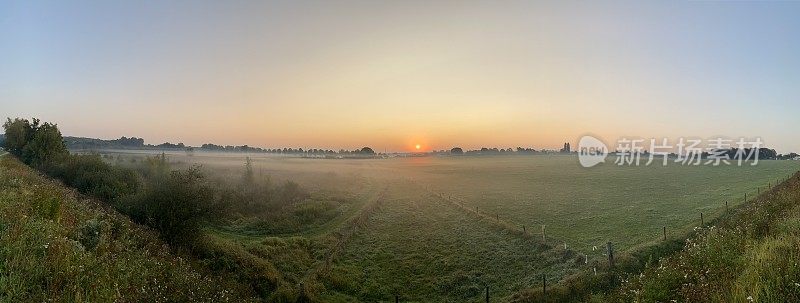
121 166 226 247
279 181 309 204
46 154 141 203
78 218 103 250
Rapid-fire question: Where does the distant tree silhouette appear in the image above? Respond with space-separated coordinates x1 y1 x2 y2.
360 147 376 155
451 147 464 154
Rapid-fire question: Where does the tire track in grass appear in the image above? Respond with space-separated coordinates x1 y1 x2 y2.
301 185 389 283
329 179 591 301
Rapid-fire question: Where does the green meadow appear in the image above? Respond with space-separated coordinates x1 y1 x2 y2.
89 151 800 301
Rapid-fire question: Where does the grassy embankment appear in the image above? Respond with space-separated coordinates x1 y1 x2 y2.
608 169 800 302
0 153 253 301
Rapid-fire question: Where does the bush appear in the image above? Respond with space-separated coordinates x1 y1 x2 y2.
46 154 141 203
78 218 103 250
121 166 226 247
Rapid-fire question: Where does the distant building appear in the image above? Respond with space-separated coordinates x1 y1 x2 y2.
560 142 571 153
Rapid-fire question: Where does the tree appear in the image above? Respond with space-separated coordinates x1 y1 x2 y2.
2 118 39 156
359 147 376 155
2 118 66 166
22 122 68 166
450 147 464 155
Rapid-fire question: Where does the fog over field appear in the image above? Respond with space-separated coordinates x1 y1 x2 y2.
78 149 799 301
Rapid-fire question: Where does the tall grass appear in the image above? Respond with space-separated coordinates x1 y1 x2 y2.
0 155 253 301
606 172 800 302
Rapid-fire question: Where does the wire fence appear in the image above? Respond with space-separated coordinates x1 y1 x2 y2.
399 171 800 302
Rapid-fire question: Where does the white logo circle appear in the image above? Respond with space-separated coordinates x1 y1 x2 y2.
578 136 608 168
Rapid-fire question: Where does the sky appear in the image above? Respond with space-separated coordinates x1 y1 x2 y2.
1 1 799 152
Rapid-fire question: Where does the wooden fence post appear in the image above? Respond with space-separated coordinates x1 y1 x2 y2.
485 286 489 303
725 200 728 211
701 212 704 226
542 225 546 242
542 274 546 295
523 225 526 234
607 242 614 267
663 226 666 240
298 282 305 302
395 294 399 303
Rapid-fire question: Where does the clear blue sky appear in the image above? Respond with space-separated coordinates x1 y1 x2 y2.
1 1 799 152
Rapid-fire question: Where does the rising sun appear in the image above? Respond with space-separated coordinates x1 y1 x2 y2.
415 144 421 150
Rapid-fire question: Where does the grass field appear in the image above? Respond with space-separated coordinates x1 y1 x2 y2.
88 150 800 301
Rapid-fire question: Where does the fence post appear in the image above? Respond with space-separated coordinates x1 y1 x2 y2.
542 274 546 296
607 241 614 267
395 294 399 303
701 212 704 226
663 226 666 240
523 225 526 234
542 225 546 242
298 282 305 302
725 200 728 211
485 286 489 303
745 192 747 202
